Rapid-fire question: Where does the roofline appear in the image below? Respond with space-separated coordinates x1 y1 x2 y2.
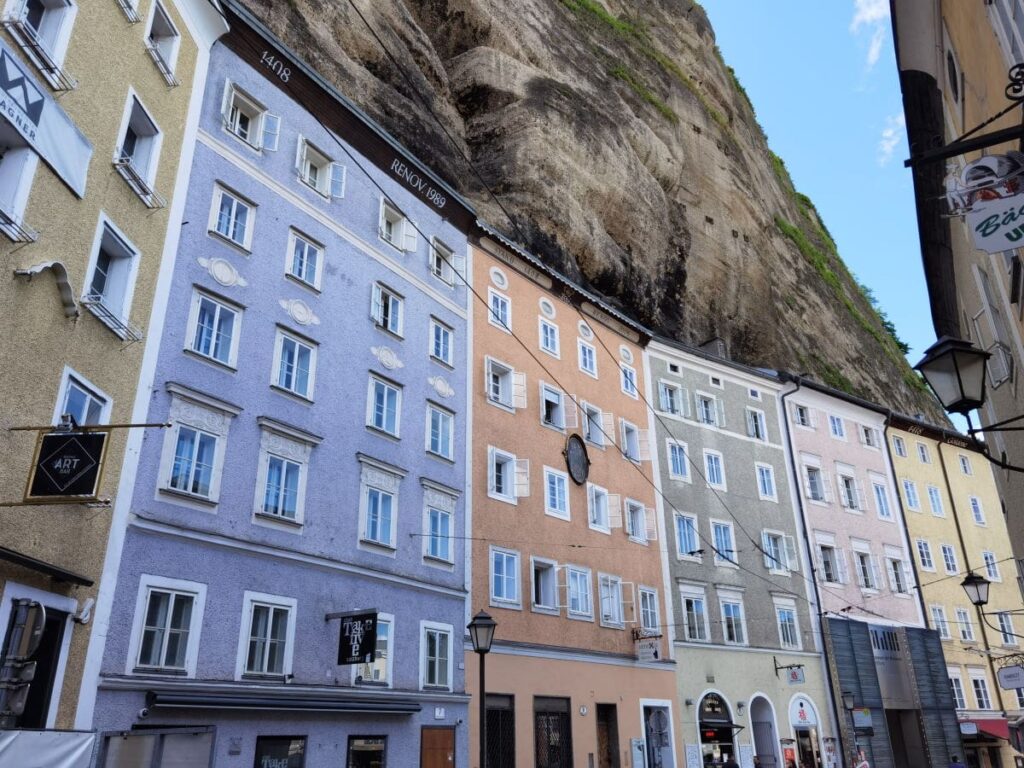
778 373 890 416
886 411 983 452
649 334 783 384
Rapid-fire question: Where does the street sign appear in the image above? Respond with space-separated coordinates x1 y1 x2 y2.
25 431 107 501
334 610 377 665
998 664 1024 690
852 708 873 729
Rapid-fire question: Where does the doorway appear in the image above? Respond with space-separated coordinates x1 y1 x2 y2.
794 727 822 768
644 705 675 768
750 696 779 768
596 703 621 768
420 727 454 768
534 696 573 768
698 693 735 766
1 600 68 728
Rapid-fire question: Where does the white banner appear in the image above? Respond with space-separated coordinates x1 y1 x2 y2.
0 729 95 768
0 40 91 197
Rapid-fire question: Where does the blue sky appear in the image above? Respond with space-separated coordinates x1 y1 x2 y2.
703 1 932 362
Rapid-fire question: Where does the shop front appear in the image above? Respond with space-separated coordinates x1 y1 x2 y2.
699 692 740 766
960 718 1013 768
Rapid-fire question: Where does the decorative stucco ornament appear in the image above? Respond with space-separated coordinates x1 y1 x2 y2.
279 298 319 326
371 346 403 370
198 257 248 288
428 376 454 399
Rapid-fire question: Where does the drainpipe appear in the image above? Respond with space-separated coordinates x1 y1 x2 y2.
779 376 847 760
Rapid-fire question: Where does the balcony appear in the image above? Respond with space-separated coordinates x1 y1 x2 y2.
0 13 76 91
81 293 143 343
0 206 36 243
146 43 179 87
114 154 166 209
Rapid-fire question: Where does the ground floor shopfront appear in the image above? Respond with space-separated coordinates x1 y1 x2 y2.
672 644 838 768
466 644 679 768
958 715 1023 768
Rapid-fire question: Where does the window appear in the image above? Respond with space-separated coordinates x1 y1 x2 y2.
260 456 301 521
828 414 845 439
424 506 451 563
639 588 659 633
362 486 395 548
222 81 279 150
838 473 861 511
488 447 525 503
491 548 520 606
668 441 689 480
972 674 992 709
892 435 907 457
367 376 401 436
567 567 593 618
429 318 453 366
371 283 403 336
712 521 735 564
485 358 525 410
587 484 610 531
746 409 767 440
429 239 458 286
355 615 392 685
539 318 560 357
421 623 451 689
253 420 316 527
621 420 642 462
818 544 845 584
659 382 682 415
187 291 240 367
940 544 958 575
379 198 416 251
57 371 107 426
917 539 935 571
762 531 797 572
544 468 569 519
704 451 725 489
10 0 75 71
273 330 316 399
969 496 985 525
541 384 565 429
950 674 967 709
625 499 649 542
426 404 454 460
696 394 718 425
887 558 908 594
488 289 511 331
917 443 931 464
776 602 801 649
802 464 828 502
998 612 1018 646
926 486 944 516
873 482 892 520
956 608 975 642
168 425 217 498
931 605 951 639
721 599 746 645
680 587 709 641
959 454 973 475
116 95 162 196
855 550 879 589
210 185 254 249
620 364 638 398
160 384 236 505
675 514 699 558
241 595 294 677
578 340 597 376
146 2 181 83
598 574 624 627
286 231 322 288
84 220 139 329
860 426 880 448
532 559 557 610
582 403 606 446
793 404 812 427
902 479 920 511
983 551 1001 581
295 137 345 198
756 464 777 501
136 588 195 671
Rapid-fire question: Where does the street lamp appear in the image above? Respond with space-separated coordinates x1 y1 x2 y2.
468 610 497 768
914 336 990 415
961 571 992 608
841 691 855 711
841 691 857 764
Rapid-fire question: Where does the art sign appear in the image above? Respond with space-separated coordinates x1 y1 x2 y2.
25 431 107 502
945 151 1024 253
336 610 377 666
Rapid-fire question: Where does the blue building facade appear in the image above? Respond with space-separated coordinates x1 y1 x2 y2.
86 4 476 766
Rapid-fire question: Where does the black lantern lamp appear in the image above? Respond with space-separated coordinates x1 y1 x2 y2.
914 337 990 416
841 691 855 711
961 571 992 608
468 611 497 768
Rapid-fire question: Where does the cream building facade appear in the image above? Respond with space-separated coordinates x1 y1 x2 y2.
0 0 225 746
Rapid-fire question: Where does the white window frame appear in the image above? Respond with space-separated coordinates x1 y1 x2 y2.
544 466 570 520
959 454 973 475
127 574 207 677
419 621 453 691
755 463 777 501
930 604 951 639
490 546 521 608
719 594 748 646
429 317 454 367
620 363 638 398
598 573 625 628
540 383 566 431
234 591 297 680
998 611 1019 646
970 496 986 525
371 282 404 337
366 375 402 437
114 90 163 189
531 557 559 613
970 670 993 709
917 539 935 571
272 328 317 400
711 519 736 566
940 544 958 575
285 229 324 290
54 366 110 426
208 184 255 250
422 481 456 565
294 136 344 199
956 607 975 642
566 566 593 620
379 197 416 252
892 435 907 457
5 0 77 86
667 439 690 481
853 547 880 590
582 401 607 447
158 385 237 507
917 442 931 464
774 598 801 650
484 356 525 411
817 540 847 585
675 513 700 560
357 458 403 551
639 587 659 633
488 288 511 332
872 479 893 520
487 446 520 505
746 408 767 441
658 380 683 416
83 214 140 332
679 585 709 642
983 550 1001 581
624 497 650 543
185 288 242 369
353 612 394 687
704 449 726 490
793 403 813 428
620 418 642 462
425 403 454 461
429 238 457 286
252 418 318 530
578 339 598 377
587 482 611 533
696 392 718 426
902 479 920 511
145 1 181 79
828 414 846 439
538 317 560 358
221 80 279 151
949 670 967 709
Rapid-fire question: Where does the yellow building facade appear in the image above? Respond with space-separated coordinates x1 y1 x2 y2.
0 0 225 742
890 415 1023 768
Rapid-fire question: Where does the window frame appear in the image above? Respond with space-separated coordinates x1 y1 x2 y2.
902 479 920 511
746 407 767 441
587 482 611 533
235 591 296 680
917 442 932 464
755 462 777 501
353 612 394 687
83 214 141 331
774 599 801 650
146 1 181 78
892 435 907 456
425 402 454 461
679 585 709 642
667 439 690 481
969 496 986 525
423 500 454 565
487 446 519 505
598 573 625 628
658 380 683 416
578 339 598 377
222 80 278 152
208 184 255 251
185 288 242 369
639 587 659 633
566 565 593 620
720 595 748 646
543 466 570 520
371 282 404 337
488 288 511 332
366 374 402 437
429 237 457 286
531 556 559 613
429 317 454 367
114 90 163 188
711 519 736 566
828 414 846 439
620 363 638 398
704 449 726 490
271 328 317 401
917 539 935 571
930 604 951 640
983 550 1001 581
956 607 975 642
540 383 566 431
419 621 453 691
54 366 110 426
675 513 700 560
127 574 207 677
538 317 560 358
379 197 413 251
285 229 324 290
490 546 521 608
620 418 641 462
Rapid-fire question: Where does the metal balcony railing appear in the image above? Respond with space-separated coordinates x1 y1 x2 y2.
145 43 179 87
81 293 143 343
114 0 142 23
1 13 77 91
0 206 37 243
114 154 167 209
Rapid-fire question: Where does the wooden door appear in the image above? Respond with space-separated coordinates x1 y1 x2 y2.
420 726 455 768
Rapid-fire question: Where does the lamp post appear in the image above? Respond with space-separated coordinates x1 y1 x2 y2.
468 610 497 768
841 691 857 764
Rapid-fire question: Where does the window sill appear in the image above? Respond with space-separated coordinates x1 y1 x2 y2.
83 299 144 342
429 355 455 371
183 347 238 372
223 126 265 155
627 536 649 547
160 486 218 508
423 554 454 568
253 511 303 531
599 621 625 630
354 679 391 688
489 599 523 612
365 424 401 442
540 421 566 434
531 604 559 616
488 319 512 335
270 384 315 405
486 491 517 506
544 510 571 522
485 397 515 414
372 322 404 340
299 177 331 200
421 685 451 692
241 673 287 682
588 523 611 535
426 450 455 465
207 229 252 255
132 666 188 677
359 538 397 554
285 272 322 295
567 612 594 623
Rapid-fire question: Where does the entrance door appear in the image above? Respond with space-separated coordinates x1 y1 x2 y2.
644 706 674 768
596 704 620 768
534 697 573 768
750 697 778 768
420 727 454 768
0 600 67 728
794 727 821 768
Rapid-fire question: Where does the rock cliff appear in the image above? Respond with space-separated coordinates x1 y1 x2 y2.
239 0 944 421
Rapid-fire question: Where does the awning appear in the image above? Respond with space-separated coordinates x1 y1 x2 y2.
961 718 1009 741
0 544 93 586
147 689 422 714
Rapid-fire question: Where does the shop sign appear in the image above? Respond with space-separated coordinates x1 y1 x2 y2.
945 152 1024 254
25 431 107 501
700 693 731 723
790 698 817 727
335 610 377 665
998 664 1024 690
786 666 805 685
852 708 872 729
636 635 661 663
960 722 979 736
253 736 305 768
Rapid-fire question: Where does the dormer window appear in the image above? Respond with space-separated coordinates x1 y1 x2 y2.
296 137 345 199
222 81 280 151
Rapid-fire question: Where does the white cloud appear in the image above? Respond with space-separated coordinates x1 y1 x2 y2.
878 113 906 166
866 26 885 69
851 0 890 70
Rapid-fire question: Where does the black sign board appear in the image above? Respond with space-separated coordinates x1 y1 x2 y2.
253 736 306 768
336 610 378 666
26 431 107 501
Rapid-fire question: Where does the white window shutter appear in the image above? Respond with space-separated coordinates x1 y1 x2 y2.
514 458 530 498
600 412 616 445
564 396 579 429
762 532 774 569
822 474 835 503
378 198 387 238
487 450 495 493
453 250 466 280
854 554 866 587
871 556 884 590
644 506 658 541
511 371 527 409
294 135 306 173
901 560 912 590
329 163 346 198
856 482 867 512
608 497 623 529
220 78 233 123
812 544 824 571
637 428 651 461
716 398 726 427
746 410 756 438
784 536 799 572
262 113 280 151
837 549 849 584
837 474 849 507
403 220 418 252
809 408 818 428
371 284 383 323
886 560 899 591
622 582 637 624
556 565 569 609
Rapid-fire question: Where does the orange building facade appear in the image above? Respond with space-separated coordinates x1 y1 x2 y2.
466 230 679 768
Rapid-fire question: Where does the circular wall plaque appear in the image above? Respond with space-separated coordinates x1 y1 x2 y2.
563 434 590 485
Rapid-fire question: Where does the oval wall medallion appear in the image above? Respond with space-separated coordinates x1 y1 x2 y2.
539 298 556 319
620 345 634 364
279 298 319 326
428 376 454 398
578 320 593 339
372 346 403 370
198 257 247 288
489 267 508 289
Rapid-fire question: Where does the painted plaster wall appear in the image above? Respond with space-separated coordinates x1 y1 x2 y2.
0 0 204 728
784 388 923 627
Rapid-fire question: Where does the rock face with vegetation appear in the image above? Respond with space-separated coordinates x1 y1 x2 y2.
239 0 943 420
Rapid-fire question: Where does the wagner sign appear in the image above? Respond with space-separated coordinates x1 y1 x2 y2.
0 41 91 197
25 431 107 502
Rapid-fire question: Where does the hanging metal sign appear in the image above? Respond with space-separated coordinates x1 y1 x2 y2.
326 609 377 665
945 151 1024 253
24 430 108 502
997 664 1024 690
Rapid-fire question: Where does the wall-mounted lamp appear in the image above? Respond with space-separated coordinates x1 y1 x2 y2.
684 698 694 707
736 701 746 714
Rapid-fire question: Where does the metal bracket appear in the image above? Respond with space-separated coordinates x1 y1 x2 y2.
773 655 804 679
